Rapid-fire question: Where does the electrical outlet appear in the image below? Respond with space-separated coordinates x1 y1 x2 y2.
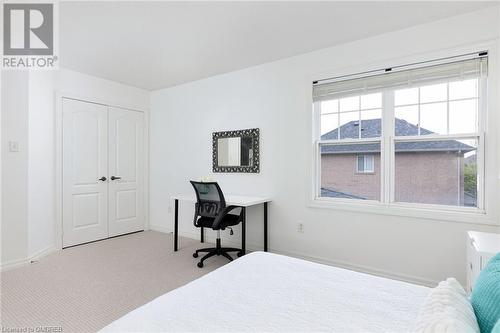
168 206 172 213
297 223 304 233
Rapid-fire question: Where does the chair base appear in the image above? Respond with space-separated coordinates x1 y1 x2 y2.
193 238 241 268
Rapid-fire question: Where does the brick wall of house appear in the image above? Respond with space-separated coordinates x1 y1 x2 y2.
321 154 382 200
394 152 464 206
321 152 464 205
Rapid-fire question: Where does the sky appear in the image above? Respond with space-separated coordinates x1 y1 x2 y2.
320 78 479 139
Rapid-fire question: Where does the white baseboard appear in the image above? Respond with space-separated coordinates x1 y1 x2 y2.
29 245 57 263
149 224 171 234
150 225 438 287
0 245 57 272
0 258 27 271
150 224 263 252
271 248 439 287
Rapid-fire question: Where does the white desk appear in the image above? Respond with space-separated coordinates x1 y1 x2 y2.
171 194 272 254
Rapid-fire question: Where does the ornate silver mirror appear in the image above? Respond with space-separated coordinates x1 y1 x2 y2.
212 128 260 173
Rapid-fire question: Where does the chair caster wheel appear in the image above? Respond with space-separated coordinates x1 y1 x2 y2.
237 251 243 257
197 262 203 268
193 253 198 258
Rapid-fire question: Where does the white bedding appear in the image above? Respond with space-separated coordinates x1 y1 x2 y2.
102 252 430 332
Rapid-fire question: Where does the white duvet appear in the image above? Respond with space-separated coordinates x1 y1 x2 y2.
102 252 430 332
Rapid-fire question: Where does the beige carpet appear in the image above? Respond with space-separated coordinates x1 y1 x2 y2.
1 231 230 332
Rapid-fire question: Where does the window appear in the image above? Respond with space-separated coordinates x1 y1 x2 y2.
319 92 382 200
357 155 374 173
394 79 479 135
313 53 487 211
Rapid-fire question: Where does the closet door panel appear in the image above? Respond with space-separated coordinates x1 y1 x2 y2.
108 107 145 236
62 99 109 247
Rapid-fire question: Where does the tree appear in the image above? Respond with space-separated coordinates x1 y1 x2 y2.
464 163 477 195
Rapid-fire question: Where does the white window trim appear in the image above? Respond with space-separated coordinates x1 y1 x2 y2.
311 51 494 224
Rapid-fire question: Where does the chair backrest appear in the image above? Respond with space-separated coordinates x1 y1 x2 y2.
190 181 226 218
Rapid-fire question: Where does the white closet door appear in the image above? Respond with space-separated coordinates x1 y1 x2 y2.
108 107 145 237
62 99 109 247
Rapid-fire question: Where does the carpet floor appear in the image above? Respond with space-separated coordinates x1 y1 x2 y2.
1 231 230 332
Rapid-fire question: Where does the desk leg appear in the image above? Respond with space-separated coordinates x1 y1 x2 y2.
174 199 179 252
264 202 268 252
201 227 204 243
241 207 246 256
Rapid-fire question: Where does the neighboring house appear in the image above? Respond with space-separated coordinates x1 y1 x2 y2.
321 119 475 206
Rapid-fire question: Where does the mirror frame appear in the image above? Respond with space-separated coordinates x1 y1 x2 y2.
212 128 260 173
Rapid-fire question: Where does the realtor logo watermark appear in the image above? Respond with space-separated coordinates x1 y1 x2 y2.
2 2 58 69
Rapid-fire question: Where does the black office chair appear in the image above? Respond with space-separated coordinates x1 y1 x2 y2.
190 181 243 268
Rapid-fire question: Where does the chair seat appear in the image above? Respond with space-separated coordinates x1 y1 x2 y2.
196 214 240 229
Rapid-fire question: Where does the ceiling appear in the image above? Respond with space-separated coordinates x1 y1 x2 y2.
60 1 496 91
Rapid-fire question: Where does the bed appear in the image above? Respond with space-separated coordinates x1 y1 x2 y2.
102 251 430 332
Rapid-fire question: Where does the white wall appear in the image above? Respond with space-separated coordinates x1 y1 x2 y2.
1 71 30 264
150 8 500 286
1 69 149 268
27 72 56 257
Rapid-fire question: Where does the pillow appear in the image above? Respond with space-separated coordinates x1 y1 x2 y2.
492 320 500 333
471 253 500 333
413 278 480 333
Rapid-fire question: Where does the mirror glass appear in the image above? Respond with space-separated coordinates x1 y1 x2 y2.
213 128 259 173
217 137 254 167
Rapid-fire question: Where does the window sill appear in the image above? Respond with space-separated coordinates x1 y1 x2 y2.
308 197 497 226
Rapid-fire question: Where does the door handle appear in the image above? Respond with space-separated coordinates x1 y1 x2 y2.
98 177 107 181
110 176 121 181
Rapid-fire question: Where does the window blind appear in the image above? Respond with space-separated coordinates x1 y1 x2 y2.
313 55 488 102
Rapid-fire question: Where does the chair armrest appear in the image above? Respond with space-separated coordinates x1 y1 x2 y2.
212 205 242 229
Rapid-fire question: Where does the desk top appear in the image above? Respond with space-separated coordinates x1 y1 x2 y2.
171 194 271 207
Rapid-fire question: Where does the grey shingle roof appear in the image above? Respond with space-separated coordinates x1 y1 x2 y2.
320 188 366 200
321 118 474 154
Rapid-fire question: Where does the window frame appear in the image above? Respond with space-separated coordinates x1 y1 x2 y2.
312 54 488 216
